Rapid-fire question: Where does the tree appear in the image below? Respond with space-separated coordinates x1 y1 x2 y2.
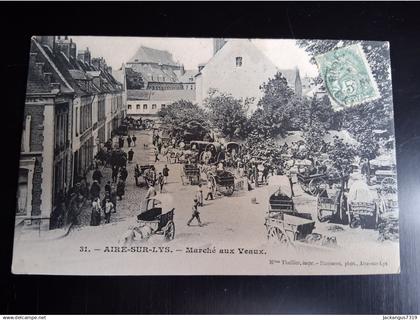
248 72 299 138
357 129 380 183
204 89 252 140
158 100 209 140
296 40 394 137
125 67 144 89
327 136 357 191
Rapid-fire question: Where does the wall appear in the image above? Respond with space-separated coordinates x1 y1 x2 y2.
196 40 278 113
126 99 168 116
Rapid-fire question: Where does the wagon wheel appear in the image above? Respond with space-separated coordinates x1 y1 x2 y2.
224 184 234 196
308 177 327 196
381 177 397 194
317 207 328 223
164 221 175 241
267 227 289 244
299 181 309 194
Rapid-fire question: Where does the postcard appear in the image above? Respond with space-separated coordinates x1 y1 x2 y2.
13 36 399 275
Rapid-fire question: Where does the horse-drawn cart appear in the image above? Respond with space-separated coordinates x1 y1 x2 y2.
121 196 175 244
265 176 315 243
347 181 379 229
317 188 347 223
297 172 329 196
207 170 235 196
181 164 200 185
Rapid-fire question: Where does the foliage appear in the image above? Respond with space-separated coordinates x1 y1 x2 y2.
158 100 209 140
125 67 144 90
327 136 357 176
296 40 394 137
357 129 380 161
248 72 297 138
204 89 252 140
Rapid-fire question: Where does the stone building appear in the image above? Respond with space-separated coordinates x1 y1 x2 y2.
125 46 197 118
195 39 306 113
17 37 75 230
17 36 124 230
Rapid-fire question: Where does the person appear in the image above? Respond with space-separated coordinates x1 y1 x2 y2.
118 136 124 149
89 180 101 200
196 183 204 206
285 168 295 197
132 135 137 146
157 172 165 193
187 198 202 227
162 164 169 184
119 166 128 182
154 148 159 162
116 178 125 200
111 166 119 183
104 198 114 224
110 184 117 213
157 141 162 154
134 164 141 186
262 164 270 183
205 181 215 200
90 197 102 226
104 181 112 194
127 135 132 147
92 168 103 184
146 184 157 199
128 148 134 163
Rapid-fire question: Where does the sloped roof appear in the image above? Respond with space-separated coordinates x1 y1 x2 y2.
127 89 195 101
126 64 178 83
129 46 179 66
178 70 197 83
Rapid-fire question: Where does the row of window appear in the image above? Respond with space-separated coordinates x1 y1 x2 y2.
127 103 165 110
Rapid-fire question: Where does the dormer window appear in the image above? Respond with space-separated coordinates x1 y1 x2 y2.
235 57 243 67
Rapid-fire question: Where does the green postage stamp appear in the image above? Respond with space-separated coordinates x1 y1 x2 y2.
315 44 380 107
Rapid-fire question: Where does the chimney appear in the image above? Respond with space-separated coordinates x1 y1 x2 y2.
91 58 100 70
35 36 55 51
107 66 112 74
69 40 77 60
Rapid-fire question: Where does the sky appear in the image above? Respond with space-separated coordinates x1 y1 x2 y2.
71 36 319 77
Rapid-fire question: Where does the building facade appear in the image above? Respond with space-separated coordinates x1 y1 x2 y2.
195 39 307 113
125 46 197 117
17 36 125 230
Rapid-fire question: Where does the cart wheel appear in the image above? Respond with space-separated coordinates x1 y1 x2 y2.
224 185 234 196
381 177 397 194
317 209 328 223
309 178 327 196
350 217 359 229
164 221 175 241
267 227 288 244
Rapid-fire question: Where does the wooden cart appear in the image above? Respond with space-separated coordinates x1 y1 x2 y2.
181 164 200 185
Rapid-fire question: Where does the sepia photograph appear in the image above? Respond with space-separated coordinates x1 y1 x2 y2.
12 36 399 275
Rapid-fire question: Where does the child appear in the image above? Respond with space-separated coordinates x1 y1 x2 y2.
187 199 202 227
157 172 165 193
104 198 114 223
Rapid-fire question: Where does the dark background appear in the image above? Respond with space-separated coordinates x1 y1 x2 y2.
1 2 420 314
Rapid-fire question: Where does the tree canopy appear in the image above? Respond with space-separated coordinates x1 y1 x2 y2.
204 89 251 140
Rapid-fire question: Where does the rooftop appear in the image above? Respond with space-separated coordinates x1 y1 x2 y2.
129 46 179 66
127 89 195 102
